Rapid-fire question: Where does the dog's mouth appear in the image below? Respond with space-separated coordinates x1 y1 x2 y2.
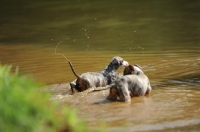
122 61 129 67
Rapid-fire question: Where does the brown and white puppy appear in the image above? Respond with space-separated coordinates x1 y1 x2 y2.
69 56 129 93
108 65 151 102
95 64 151 102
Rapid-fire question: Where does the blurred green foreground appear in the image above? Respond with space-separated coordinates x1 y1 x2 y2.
0 65 94 132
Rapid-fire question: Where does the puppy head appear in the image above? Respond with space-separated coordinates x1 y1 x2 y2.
123 64 143 75
111 56 129 69
75 78 89 92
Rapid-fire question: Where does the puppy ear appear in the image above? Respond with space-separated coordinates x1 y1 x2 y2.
130 65 134 70
129 65 135 73
123 65 134 75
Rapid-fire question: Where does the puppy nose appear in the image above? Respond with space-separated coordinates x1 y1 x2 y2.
122 61 129 67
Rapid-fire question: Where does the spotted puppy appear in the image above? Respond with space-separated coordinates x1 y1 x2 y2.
69 56 129 93
107 64 151 102
95 64 151 102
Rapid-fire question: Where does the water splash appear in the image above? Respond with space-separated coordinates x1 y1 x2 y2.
55 38 71 61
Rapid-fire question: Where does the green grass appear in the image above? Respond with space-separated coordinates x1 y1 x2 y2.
0 65 92 132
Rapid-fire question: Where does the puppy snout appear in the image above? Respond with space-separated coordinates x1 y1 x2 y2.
122 61 129 67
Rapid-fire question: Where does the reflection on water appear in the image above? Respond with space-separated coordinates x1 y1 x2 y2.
0 0 200 131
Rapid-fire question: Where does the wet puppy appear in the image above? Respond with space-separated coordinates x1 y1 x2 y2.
95 64 151 102
107 65 151 102
69 56 129 93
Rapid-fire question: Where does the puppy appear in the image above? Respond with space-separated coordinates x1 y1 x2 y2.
95 64 151 102
68 56 129 93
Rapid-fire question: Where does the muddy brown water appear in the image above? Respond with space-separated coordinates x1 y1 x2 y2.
0 0 200 131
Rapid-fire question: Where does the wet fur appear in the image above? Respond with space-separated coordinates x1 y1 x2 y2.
95 64 151 102
107 73 151 102
69 56 129 93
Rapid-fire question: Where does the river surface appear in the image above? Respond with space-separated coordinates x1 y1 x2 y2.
0 0 200 131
